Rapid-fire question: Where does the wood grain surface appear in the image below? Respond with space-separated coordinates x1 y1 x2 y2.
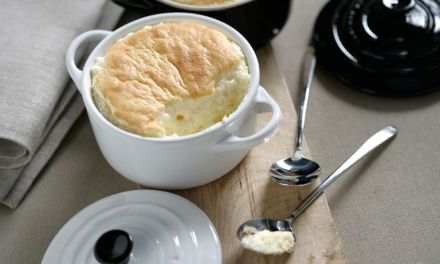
142 46 346 263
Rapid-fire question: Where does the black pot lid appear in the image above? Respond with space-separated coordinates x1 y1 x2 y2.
313 0 440 97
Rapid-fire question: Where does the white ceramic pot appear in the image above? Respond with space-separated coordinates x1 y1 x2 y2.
66 13 281 189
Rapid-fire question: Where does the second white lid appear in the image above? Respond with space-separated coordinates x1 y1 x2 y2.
42 190 221 264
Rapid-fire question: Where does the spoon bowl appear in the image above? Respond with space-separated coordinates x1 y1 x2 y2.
239 126 398 254
237 218 293 237
269 157 320 186
270 48 320 186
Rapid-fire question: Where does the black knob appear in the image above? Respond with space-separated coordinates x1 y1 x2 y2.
382 0 415 11
94 230 133 264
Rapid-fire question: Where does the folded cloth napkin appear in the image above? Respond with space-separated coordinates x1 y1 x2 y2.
0 0 121 208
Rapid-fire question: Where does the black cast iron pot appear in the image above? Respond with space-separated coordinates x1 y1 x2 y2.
112 0 291 48
314 0 440 97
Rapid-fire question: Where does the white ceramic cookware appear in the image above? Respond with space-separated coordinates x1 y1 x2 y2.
66 13 281 189
42 190 222 263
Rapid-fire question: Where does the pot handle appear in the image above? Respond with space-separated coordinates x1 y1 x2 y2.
66 30 111 94
211 86 282 153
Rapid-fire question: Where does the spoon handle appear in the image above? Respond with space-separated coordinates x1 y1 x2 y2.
289 126 397 220
293 48 316 159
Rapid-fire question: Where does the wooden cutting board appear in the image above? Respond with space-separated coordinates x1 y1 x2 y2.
142 46 346 263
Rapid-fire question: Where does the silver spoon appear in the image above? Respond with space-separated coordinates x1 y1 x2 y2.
238 126 397 254
270 48 320 186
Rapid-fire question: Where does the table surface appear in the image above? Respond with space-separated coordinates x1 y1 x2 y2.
272 0 440 263
1 0 440 263
0 43 344 264
0 5 346 263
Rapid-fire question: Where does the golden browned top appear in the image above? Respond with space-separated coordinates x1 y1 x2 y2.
92 22 242 135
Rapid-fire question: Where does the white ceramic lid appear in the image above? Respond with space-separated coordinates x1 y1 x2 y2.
42 190 221 264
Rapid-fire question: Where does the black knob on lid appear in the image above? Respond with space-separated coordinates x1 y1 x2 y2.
94 230 133 264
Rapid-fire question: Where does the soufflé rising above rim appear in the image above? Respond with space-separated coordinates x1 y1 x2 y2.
90 22 250 138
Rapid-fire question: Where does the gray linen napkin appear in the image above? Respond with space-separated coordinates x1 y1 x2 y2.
0 0 121 208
